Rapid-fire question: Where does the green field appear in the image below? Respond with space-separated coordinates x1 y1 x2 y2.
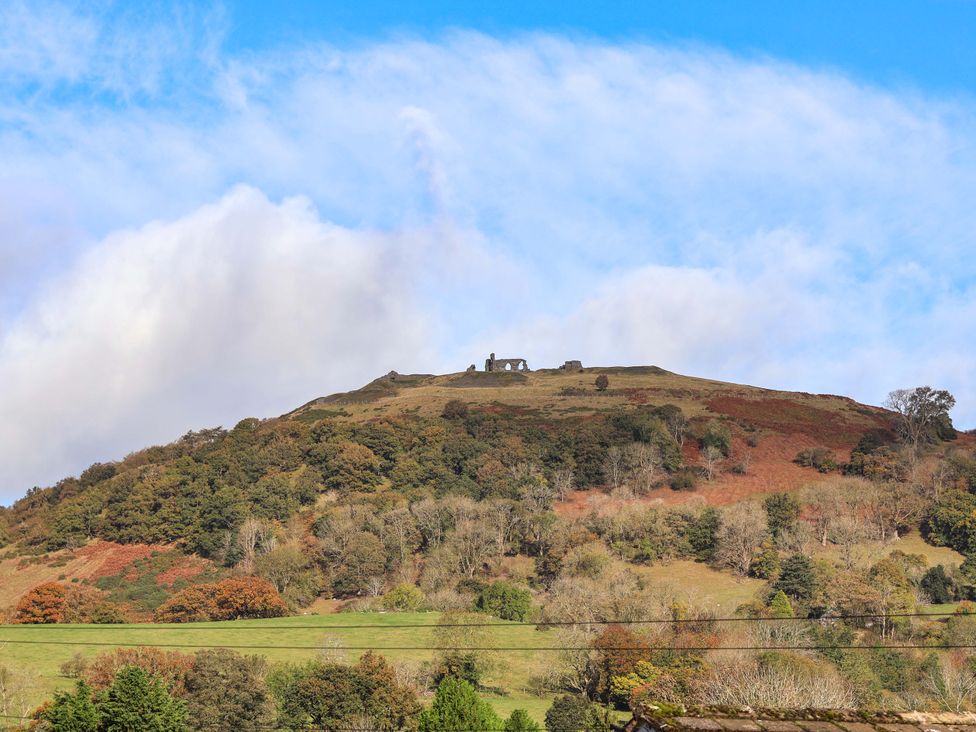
0 612 559 723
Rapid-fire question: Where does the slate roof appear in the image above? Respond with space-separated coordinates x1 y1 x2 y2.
623 705 976 732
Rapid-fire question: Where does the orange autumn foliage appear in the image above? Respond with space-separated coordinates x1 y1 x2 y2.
82 646 194 695
13 581 68 623
154 576 288 622
13 581 130 624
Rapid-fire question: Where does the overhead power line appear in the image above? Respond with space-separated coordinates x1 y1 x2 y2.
1 637 974 652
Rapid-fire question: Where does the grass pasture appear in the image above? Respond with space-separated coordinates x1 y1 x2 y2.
0 612 559 723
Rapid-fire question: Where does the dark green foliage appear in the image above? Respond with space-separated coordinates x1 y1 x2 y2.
764 492 800 540
183 649 273 732
920 564 955 604
773 553 817 601
505 708 542 732
668 468 698 492
923 490 976 555
544 695 610 732
270 653 421 731
96 666 187 732
476 581 533 621
419 677 502 732
434 652 482 687
699 421 732 457
39 680 100 731
330 531 387 596
687 508 721 561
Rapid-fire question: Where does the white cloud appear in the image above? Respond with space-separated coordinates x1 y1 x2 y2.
1 13 975 500
0 187 438 497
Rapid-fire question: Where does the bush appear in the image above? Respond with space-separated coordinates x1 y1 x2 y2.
506 708 542 732
793 447 838 473
669 468 698 492
594 375 609 392
544 695 610 732
433 652 482 687
476 581 533 621
699 421 732 457
383 584 425 611
442 399 470 420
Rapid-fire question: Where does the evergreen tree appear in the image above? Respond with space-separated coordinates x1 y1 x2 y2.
774 553 817 601
764 492 800 540
769 590 794 618
96 666 187 732
418 677 502 732
920 564 954 604
505 708 542 732
39 680 99 732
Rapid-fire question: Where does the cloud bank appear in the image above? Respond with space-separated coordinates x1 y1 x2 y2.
1 3 975 501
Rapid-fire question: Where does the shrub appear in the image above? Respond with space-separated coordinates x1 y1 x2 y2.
433 651 482 687
544 695 610 732
442 399 470 420
594 375 609 392
383 584 425 611
793 447 838 473
81 647 194 695
476 581 533 621
506 708 542 732
699 421 732 457
669 468 698 492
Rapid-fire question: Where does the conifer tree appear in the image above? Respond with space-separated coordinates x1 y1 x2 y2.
97 666 187 732
418 677 502 732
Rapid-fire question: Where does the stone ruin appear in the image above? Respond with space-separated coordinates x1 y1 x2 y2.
560 360 583 371
484 352 530 372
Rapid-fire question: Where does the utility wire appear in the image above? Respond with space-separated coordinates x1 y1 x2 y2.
0 610 965 630
1 638 974 651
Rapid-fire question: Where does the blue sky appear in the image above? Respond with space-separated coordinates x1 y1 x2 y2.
0 1 975 503
228 0 976 93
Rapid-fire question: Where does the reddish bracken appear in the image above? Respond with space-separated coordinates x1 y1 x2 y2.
74 541 171 579
154 557 209 587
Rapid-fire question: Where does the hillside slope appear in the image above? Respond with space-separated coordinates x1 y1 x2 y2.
0 364 901 613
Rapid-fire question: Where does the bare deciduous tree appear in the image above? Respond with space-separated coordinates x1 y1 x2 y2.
700 445 723 482
715 504 768 575
699 657 855 709
923 653 976 712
